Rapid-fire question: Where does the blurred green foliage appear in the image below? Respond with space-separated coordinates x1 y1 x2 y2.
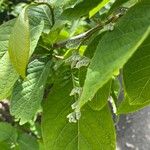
0 0 33 24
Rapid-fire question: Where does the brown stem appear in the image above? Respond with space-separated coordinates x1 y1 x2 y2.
53 7 128 49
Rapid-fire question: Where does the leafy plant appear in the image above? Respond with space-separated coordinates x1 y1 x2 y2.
0 0 150 149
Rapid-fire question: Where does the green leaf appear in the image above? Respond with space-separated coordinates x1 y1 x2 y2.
75 1 150 112
0 52 18 100
0 142 10 150
123 35 150 105
0 19 15 58
17 133 39 150
89 81 111 111
0 122 18 143
60 0 103 20
48 0 78 8
117 96 150 114
8 8 30 78
29 21 44 56
0 20 18 100
10 59 51 125
79 32 111 111
0 11 44 100
28 5 52 34
42 70 116 150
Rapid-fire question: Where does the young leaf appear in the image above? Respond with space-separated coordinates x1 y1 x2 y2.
117 96 150 114
0 16 44 100
75 0 150 112
10 59 51 125
8 8 30 78
123 35 150 105
89 0 110 18
42 71 116 150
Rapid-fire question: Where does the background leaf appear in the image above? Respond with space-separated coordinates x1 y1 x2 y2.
117 96 150 114
89 81 111 111
17 133 39 150
123 35 150 105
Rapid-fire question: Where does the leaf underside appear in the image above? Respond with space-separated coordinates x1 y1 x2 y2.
76 1 150 111
10 59 51 125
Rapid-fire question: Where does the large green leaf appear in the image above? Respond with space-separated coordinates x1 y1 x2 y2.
117 96 150 114
10 59 51 125
123 35 150 105
0 13 44 100
75 0 150 112
80 33 111 111
42 70 116 150
8 8 30 78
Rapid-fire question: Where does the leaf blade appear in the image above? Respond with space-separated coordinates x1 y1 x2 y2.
0 19 15 58
117 96 150 114
0 52 18 100
8 8 30 78
0 9 44 100
123 35 150 104
10 59 51 124
76 1 150 111
42 68 116 150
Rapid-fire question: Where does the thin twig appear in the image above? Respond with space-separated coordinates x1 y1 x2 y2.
53 7 128 49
